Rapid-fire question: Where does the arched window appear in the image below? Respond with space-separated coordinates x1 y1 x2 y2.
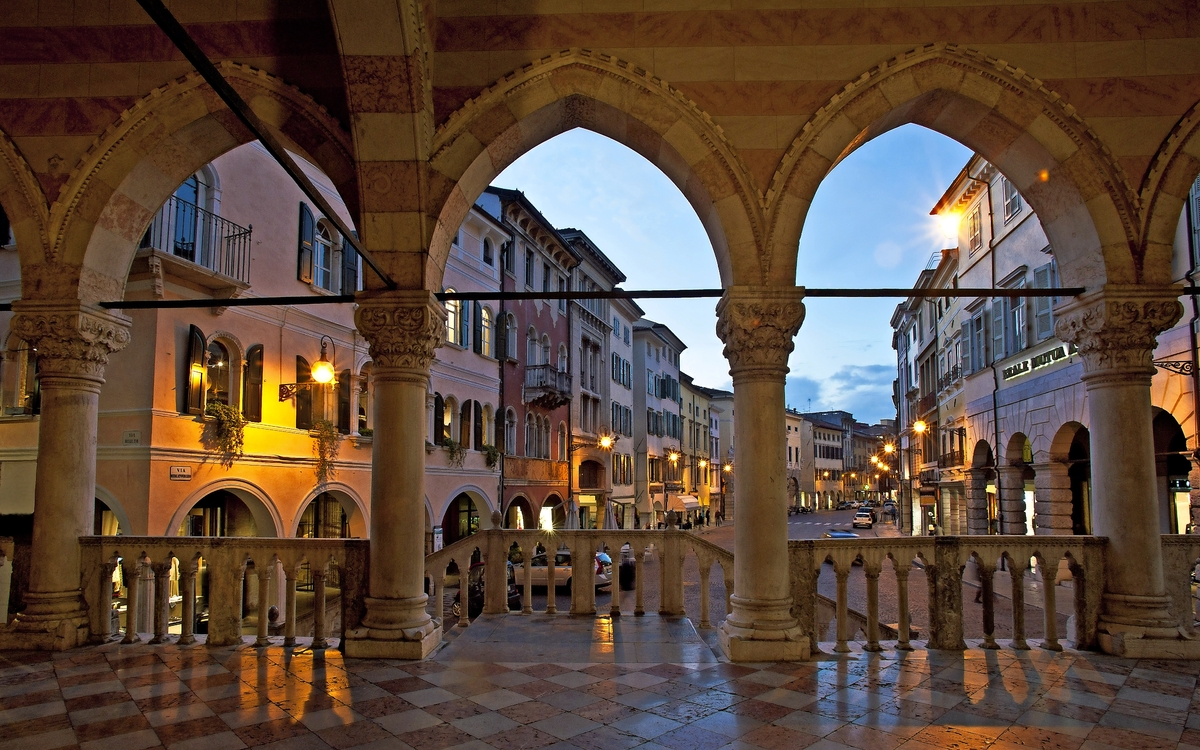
543 417 551 459
558 422 567 460
541 335 551 365
433 392 445 445
525 417 534 457
481 308 494 358
483 238 494 266
527 327 538 365
459 400 471 446
504 408 516 455
314 224 335 291
446 290 460 345
472 400 483 449
172 174 201 262
505 313 517 359
483 405 494 446
558 344 567 373
207 340 231 406
443 396 458 445
358 363 372 433
243 344 263 422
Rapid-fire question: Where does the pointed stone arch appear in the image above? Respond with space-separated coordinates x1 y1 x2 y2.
770 43 1141 291
33 63 357 305
427 48 764 289
0 128 49 273
1140 98 1200 285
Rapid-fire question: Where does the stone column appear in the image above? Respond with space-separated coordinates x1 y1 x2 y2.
998 466 1028 535
1032 462 1072 535
715 287 808 661
343 291 444 659
966 469 990 535
1055 286 1195 656
3 302 129 650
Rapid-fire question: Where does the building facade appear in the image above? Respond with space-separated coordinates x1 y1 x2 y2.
633 319 685 527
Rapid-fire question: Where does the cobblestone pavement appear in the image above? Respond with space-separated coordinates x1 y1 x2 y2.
2 620 1197 750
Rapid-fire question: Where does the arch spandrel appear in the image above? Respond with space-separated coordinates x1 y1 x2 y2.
0 128 50 272
770 44 1143 292
34 64 357 305
1140 99 1200 285
425 49 767 292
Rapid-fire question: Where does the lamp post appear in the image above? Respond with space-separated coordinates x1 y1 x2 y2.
279 335 337 400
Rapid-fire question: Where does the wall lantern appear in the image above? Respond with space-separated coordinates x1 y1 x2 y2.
279 335 337 401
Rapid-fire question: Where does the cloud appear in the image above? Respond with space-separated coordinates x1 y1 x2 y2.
873 240 904 269
785 375 824 413
822 365 897 423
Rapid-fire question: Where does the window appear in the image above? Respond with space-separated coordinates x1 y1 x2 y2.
481 307 494 357
542 262 550 293
624 325 630 345
296 356 313 430
968 206 982 252
525 248 534 287
337 369 352 434
1002 177 1022 222
340 234 358 294
314 224 334 291
357 363 371 433
505 313 517 359
527 328 538 365
613 316 620 336
1032 261 1058 342
503 241 514 274
297 203 315 283
542 335 551 365
243 344 263 422
445 289 461 345
460 300 471 348
559 276 567 313
558 422 567 460
504 408 516 454
472 301 483 355
525 417 534 456
483 239 494 266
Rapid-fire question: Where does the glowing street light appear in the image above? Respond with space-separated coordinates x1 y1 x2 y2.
913 420 927 434
310 336 336 384
597 434 615 450
883 443 895 454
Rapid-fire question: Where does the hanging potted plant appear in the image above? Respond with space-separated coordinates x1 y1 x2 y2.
203 401 245 468
483 444 501 471
443 438 466 469
312 419 341 485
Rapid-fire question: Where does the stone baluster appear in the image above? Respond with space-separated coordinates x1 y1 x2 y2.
150 561 171 644
179 559 197 646
283 568 298 647
895 563 912 650
546 547 557 615
634 548 645 616
979 560 998 649
522 553 533 615
715 287 808 661
344 293 444 659
122 556 142 644
609 540 622 617
93 560 117 643
485 520 508 615
834 565 851 653
864 562 882 652
698 558 712 629
7 303 130 649
1040 553 1062 651
927 538 966 650
312 567 328 649
1009 554 1029 650
255 563 272 647
1055 287 1190 656
723 566 734 616
659 527 684 617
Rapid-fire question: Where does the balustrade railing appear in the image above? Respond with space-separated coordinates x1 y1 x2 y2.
939 449 964 467
524 364 571 392
80 536 367 648
916 392 938 416
424 525 732 628
140 195 253 283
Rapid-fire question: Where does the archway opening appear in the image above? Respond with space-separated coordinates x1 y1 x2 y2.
505 496 533 530
177 489 276 538
93 498 122 536
442 493 480 546
1068 428 1092 535
540 495 565 531
1153 409 1191 534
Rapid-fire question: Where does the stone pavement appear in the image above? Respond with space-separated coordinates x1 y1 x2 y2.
2 614 1199 750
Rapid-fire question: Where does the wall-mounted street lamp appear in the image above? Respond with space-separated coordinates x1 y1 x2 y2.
279 335 337 401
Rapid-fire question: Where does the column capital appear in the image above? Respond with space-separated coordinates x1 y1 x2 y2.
715 286 805 381
354 291 446 378
1054 286 1183 379
9 301 130 385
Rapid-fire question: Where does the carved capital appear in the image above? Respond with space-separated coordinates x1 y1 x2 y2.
715 287 805 379
9 301 130 384
354 291 446 375
1053 287 1183 378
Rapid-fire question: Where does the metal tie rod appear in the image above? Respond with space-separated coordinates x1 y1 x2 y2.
134 0 397 290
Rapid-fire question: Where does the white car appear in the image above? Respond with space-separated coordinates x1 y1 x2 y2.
526 550 613 591
852 510 874 528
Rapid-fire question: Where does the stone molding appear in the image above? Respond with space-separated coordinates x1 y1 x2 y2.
715 287 805 381
1054 288 1183 378
354 291 446 376
9 302 130 383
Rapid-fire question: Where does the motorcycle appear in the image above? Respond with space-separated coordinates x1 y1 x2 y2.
451 561 522 620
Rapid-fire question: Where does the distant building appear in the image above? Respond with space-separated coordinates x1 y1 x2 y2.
633 319 685 527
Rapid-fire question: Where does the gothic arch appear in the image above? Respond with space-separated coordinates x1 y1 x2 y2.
427 48 763 290
0 128 49 273
772 43 1141 291
1140 98 1200 285
36 63 357 305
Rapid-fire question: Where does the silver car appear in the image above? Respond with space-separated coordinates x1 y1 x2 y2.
527 549 613 591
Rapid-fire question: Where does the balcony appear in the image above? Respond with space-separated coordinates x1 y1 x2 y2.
916 391 938 416
134 195 253 294
936 364 963 393
504 455 569 482
939 449 964 467
522 364 572 408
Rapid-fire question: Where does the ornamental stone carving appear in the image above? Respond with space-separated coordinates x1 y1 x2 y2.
715 288 805 379
1054 288 1183 376
354 292 446 373
9 302 131 382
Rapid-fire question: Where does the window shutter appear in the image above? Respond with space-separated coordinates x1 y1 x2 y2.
433 394 444 445
243 344 263 422
496 316 507 360
340 235 358 294
472 302 483 354
296 356 313 430
990 298 1005 363
473 401 483 449
297 203 315 283
185 324 207 415
1033 264 1053 341
460 301 471 348
337 370 351 434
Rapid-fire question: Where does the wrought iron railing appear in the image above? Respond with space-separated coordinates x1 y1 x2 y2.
936 365 962 393
140 195 252 283
939 449 964 467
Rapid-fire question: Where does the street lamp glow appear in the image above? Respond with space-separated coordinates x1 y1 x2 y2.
723 463 733 473
883 443 895 454
310 337 336 384
698 459 708 468
598 434 614 450
912 420 927 434
668 451 680 463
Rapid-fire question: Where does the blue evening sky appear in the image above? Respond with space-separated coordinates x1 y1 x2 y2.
492 125 971 425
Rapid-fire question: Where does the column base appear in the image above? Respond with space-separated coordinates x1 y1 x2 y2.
342 595 441 660
1096 591 1200 658
0 610 89 651
718 594 810 662
1098 627 1200 659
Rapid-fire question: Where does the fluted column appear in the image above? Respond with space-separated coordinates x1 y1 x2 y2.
1055 286 1192 656
4 302 129 650
715 287 808 661
965 469 990 535
1032 461 1072 535
343 291 445 659
998 466 1028 535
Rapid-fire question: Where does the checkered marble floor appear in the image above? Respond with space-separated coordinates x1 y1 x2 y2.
1 616 1198 750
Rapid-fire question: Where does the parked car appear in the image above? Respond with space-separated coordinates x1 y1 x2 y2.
528 549 613 591
852 509 874 528
619 544 636 590
836 501 854 510
452 561 522 619
823 529 860 539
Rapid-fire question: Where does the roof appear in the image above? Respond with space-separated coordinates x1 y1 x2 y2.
634 318 687 352
558 228 626 285
483 186 581 265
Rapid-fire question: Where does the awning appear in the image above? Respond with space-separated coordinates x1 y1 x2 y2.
667 494 701 512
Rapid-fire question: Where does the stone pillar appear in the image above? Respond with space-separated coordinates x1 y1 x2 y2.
998 466 1028 535
966 469 989 535
1032 462 1072 535
1055 286 1196 656
343 291 444 659
4 302 129 650
715 287 808 661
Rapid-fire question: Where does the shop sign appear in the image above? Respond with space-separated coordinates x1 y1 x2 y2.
1002 343 1078 381
169 466 192 481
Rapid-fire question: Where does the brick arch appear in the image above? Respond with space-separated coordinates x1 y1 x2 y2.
32 63 357 305
770 43 1140 291
426 48 764 289
0 128 49 272
1140 98 1200 285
